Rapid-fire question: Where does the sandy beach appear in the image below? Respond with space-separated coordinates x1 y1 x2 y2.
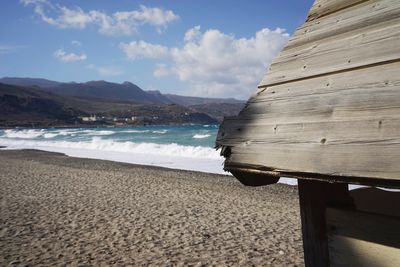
0 150 304 266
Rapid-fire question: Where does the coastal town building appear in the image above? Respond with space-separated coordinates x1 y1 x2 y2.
81 115 97 122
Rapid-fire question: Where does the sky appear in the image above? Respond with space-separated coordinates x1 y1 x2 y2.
0 0 314 99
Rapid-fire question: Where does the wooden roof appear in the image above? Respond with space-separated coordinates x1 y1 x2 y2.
216 0 400 187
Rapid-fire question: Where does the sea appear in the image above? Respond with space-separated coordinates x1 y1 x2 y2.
0 125 297 185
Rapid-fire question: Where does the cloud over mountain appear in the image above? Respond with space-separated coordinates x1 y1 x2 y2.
54 49 87 62
122 26 289 98
119 41 170 60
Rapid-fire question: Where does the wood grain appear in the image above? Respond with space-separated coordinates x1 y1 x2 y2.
289 0 400 49
259 10 400 87
217 0 400 183
307 0 367 21
298 181 351 267
327 208 400 267
217 61 400 180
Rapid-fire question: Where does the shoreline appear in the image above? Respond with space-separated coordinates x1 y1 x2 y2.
1 148 227 176
0 146 299 185
0 123 220 130
0 149 303 266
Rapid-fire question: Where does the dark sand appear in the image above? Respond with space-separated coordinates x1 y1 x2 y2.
0 150 304 266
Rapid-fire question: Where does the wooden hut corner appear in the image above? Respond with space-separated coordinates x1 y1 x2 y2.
216 0 400 266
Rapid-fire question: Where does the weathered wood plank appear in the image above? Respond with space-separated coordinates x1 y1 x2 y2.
218 62 400 144
243 62 400 127
217 0 400 184
259 14 400 87
219 118 400 147
307 0 366 21
243 86 400 120
217 60 400 181
254 59 400 103
328 236 400 267
298 180 351 267
224 143 400 180
327 208 400 267
289 0 400 49
266 16 400 74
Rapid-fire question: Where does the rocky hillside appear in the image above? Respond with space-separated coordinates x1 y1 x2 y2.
0 83 219 127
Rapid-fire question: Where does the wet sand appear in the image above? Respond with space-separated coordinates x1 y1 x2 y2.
0 150 304 266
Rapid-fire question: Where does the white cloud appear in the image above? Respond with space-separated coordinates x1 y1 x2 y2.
87 64 123 77
55 6 94 29
184 25 201 42
20 0 48 6
120 5 180 33
119 40 169 60
152 26 289 99
22 1 179 36
54 49 87 62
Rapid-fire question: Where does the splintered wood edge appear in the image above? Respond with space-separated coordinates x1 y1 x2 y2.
224 163 400 189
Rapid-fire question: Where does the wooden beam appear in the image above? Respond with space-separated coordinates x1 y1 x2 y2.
217 62 400 182
327 207 400 266
298 180 352 267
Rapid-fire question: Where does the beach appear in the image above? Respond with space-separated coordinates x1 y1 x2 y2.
0 150 304 266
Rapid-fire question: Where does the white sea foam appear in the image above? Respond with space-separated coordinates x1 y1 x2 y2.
193 134 211 139
0 137 224 174
0 128 301 185
43 133 58 138
56 130 80 136
152 130 168 134
120 130 150 133
84 130 115 136
3 129 45 139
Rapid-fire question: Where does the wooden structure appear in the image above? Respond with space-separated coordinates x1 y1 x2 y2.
216 0 400 266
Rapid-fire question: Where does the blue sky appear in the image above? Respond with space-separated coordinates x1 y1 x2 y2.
0 0 314 99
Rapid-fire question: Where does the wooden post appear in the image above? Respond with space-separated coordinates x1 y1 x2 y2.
298 179 352 267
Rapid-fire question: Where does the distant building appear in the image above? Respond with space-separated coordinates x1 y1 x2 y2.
81 115 97 122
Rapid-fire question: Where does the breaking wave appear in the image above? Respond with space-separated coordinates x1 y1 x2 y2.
0 126 225 174
193 134 211 139
0 137 220 160
3 129 45 139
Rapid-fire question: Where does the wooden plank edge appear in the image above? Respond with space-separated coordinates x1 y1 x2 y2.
307 0 369 21
326 207 400 248
258 57 400 89
223 162 400 189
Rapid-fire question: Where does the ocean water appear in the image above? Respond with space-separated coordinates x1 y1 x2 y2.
0 124 298 185
1 126 390 189
0 125 225 173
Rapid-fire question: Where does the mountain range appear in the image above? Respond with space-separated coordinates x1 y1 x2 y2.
0 77 243 106
0 77 245 127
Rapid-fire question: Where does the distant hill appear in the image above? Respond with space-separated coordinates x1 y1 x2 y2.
0 77 244 106
0 83 83 127
0 77 61 88
0 77 246 126
0 83 219 127
48 81 173 104
189 103 246 122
